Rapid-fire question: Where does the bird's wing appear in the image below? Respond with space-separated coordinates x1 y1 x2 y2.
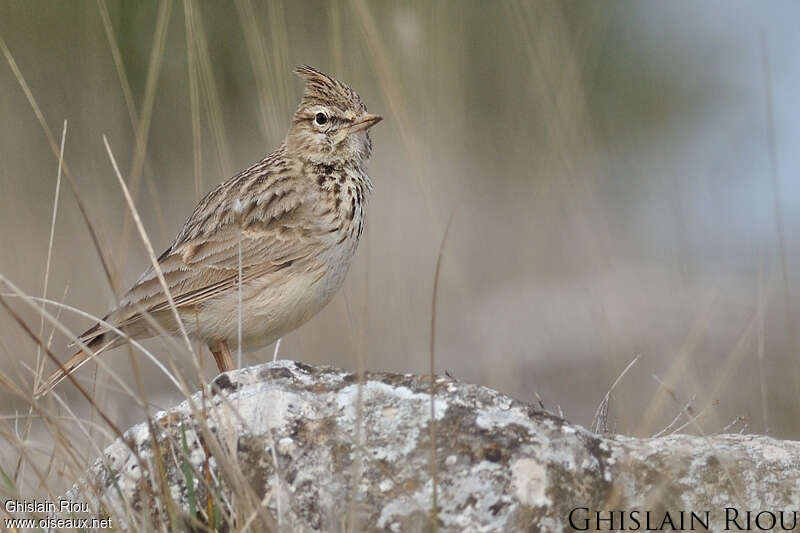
80 157 330 341
126 216 322 316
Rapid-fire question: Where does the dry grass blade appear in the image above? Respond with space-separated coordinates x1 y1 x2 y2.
757 263 769 433
650 390 696 439
183 0 203 202
0 294 146 469
692 270 781 429
15 119 68 491
102 135 196 359
184 0 232 178
647 374 747 505
272 338 281 362
591 354 640 434
12 298 187 528
342 288 366 533
636 285 719 436
0 419 58 502
0 376 141 527
0 33 119 295
234 0 282 141
0 275 142 402
34 119 68 387
17 296 183 395
96 0 169 241
428 213 453 531
349 0 473 345
176 390 279 531
760 31 797 397
719 416 747 434
116 0 173 265
350 0 434 218
210 386 286 531
238 236 243 368
265 1 292 113
327 0 344 75
96 0 135 133
42 394 117 448
6 385 117 496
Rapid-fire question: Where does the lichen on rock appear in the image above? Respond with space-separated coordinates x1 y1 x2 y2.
66 361 800 532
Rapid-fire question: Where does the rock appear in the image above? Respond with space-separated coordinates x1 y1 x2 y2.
66 361 800 532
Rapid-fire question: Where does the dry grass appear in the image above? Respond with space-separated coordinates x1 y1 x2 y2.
427 212 454 532
1 1 799 530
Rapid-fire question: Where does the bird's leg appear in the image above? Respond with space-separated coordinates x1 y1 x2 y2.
210 340 235 373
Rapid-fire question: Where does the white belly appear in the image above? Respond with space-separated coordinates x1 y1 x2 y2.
179 240 356 351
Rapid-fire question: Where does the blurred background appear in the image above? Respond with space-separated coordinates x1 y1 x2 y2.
2 0 800 492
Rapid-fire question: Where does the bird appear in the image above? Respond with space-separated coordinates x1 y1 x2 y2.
35 65 382 398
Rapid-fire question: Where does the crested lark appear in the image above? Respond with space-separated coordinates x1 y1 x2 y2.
36 65 381 398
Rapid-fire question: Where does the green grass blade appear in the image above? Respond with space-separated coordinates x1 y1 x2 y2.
180 423 198 519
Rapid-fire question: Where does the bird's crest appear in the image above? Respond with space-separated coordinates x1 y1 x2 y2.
294 65 364 113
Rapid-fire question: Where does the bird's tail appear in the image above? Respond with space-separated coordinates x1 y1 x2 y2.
34 333 115 399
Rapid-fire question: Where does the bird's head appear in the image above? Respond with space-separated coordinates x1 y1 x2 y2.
287 65 382 167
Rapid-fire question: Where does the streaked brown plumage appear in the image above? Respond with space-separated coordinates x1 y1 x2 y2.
35 66 381 398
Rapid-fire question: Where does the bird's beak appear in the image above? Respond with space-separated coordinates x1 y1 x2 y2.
348 113 383 135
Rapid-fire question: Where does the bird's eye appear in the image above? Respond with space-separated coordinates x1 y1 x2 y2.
314 112 328 125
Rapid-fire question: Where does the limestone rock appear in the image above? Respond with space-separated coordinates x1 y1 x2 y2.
67 361 800 532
